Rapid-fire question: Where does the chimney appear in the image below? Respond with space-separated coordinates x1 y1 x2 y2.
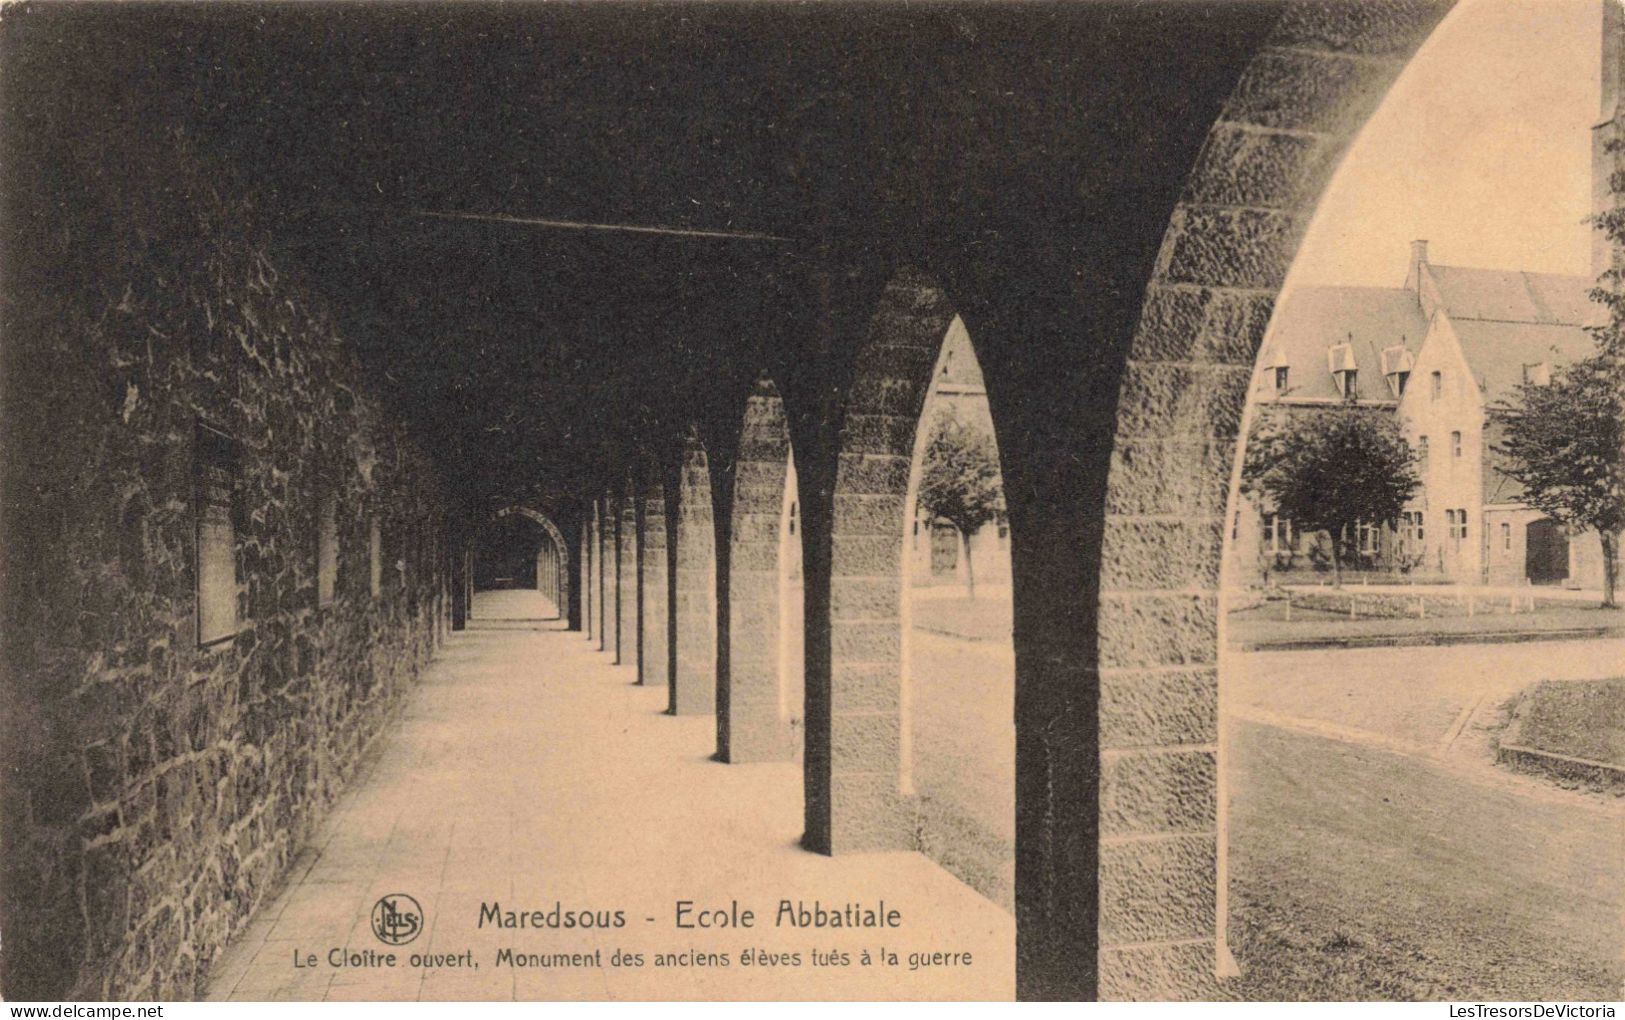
1405 239 1429 292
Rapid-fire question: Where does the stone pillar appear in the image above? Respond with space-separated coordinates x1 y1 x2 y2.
672 440 717 715
641 486 669 686
816 269 954 853
721 382 794 762
597 496 608 651
581 518 593 638
618 488 637 667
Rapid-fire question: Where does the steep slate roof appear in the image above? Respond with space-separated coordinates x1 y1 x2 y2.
1256 285 1427 404
1428 265 1598 326
1450 319 1597 400
1425 264 1600 504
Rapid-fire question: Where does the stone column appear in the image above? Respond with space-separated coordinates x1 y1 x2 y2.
618 489 637 667
641 486 669 686
672 441 717 715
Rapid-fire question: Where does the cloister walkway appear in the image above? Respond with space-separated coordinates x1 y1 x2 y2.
205 591 1013 1001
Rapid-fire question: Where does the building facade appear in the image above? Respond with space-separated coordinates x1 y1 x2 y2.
1231 241 1614 589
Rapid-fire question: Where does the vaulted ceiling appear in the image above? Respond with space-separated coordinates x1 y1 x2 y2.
2 0 1285 512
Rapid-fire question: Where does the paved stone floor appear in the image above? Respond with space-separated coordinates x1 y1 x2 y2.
205 590 1015 1001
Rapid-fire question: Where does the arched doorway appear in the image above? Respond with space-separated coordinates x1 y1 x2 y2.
815 269 1015 889
902 316 1016 910
1207 0 1613 1002
720 377 806 764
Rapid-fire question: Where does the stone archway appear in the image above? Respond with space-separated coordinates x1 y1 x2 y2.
671 430 718 716
720 376 802 763
492 505 571 610
1090 2 1455 1000
811 268 959 854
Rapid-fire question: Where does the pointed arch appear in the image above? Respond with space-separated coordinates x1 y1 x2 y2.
720 376 803 763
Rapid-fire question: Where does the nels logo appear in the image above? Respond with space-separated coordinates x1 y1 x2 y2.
371 893 424 946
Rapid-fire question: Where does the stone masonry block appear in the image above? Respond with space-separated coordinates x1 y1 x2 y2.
831 711 900 769
831 576 902 621
1099 940 1229 1002
1182 124 1337 210
834 452 913 496
833 492 909 535
1099 516 1225 591
1099 834 1217 945
832 662 902 714
1221 48 1406 137
831 533 903 577
1162 206 1299 292
1097 593 1218 670
1099 668 1218 749
831 620 901 664
1106 439 1237 518
1114 363 1251 441
840 413 919 457
1101 750 1217 837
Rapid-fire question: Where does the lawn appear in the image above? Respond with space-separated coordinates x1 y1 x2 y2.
1507 678 1625 767
1229 721 1625 1000
907 596 1016 911
1228 601 1623 649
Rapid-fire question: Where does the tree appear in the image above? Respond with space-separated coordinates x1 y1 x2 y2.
916 404 1005 599
1241 404 1421 588
1519 136 1625 609
1488 356 1623 610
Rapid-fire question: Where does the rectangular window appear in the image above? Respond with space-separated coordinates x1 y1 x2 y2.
370 517 383 598
1501 521 1511 551
195 421 240 647
1448 509 1468 549
1274 366 1289 391
1418 435 1428 466
1398 511 1424 555
1451 431 1462 458
1358 521 1378 555
1262 514 1293 554
318 496 339 606
1431 370 1442 398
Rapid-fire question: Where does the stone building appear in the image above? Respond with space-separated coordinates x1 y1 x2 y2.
1231 241 1614 589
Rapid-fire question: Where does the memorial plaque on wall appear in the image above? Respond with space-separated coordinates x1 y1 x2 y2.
195 420 239 646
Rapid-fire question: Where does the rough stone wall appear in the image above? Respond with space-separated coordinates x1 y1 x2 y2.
1097 0 1452 999
721 380 795 762
672 437 718 716
641 487 670 686
0 144 446 1000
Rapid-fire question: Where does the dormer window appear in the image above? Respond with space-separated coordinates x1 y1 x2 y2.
1328 343 1358 398
1259 344 1289 395
1521 362 1551 386
1381 345 1414 397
